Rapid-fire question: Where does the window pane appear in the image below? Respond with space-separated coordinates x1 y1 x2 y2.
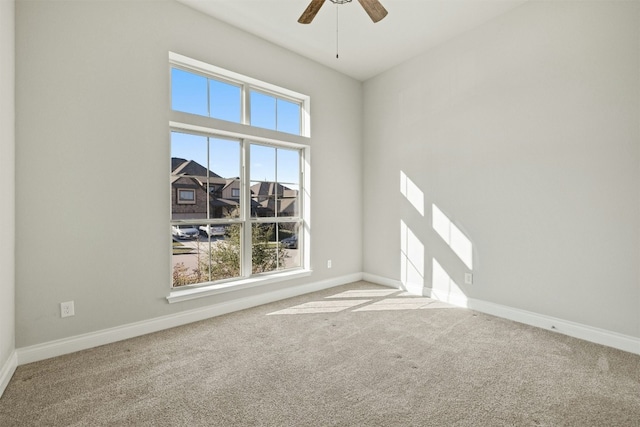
171 68 208 116
251 223 281 274
171 132 209 220
279 222 300 270
277 148 299 184
251 181 275 218
172 228 208 287
276 148 300 217
277 149 299 217
209 137 241 219
210 79 241 123
204 223 242 282
250 144 276 182
277 184 298 217
172 224 242 287
277 99 301 135
251 144 276 218
250 91 276 130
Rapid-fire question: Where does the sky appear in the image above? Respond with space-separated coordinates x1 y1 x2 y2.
171 68 301 185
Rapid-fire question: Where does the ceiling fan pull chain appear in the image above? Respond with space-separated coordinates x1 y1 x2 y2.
336 3 339 59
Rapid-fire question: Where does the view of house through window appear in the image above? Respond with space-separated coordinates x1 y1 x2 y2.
170 54 308 289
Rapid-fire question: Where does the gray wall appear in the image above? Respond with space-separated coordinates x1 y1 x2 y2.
13 0 639 351
363 1 639 338
0 0 16 374
15 0 362 347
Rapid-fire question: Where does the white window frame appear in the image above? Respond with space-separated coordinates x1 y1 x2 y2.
167 52 311 303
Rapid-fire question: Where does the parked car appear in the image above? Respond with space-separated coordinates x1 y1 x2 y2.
172 224 200 240
280 235 298 249
199 224 226 237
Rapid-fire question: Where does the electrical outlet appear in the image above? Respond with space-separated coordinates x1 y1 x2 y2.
464 273 473 285
61 301 75 318
327 260 332 269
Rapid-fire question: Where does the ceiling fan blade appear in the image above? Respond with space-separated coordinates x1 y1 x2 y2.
357 0 388 23
298 0 326 24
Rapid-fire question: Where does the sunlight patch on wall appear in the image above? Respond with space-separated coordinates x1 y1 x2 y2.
401 220 424 294
432 204 473 270
431 258 468 307
400 171 424 216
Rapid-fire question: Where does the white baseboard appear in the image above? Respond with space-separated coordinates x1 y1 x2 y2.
17 272 364 365
364 273 640 355
362 273 403 290
0 350 17 398
466 298 640 355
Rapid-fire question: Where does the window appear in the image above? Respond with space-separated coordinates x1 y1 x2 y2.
171 68 242 123
177 189 196 204
169 53 310 292
170 53 308 137
250 90 301 135
249 143 302 274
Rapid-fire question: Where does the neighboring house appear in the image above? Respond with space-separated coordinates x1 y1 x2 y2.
250 182 298 217
172 158 298 220
171 158 240 220
171 175 210 219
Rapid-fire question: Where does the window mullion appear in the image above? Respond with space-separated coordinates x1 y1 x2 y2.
206 77 211 118
206 137 212 283
241 140 252 277
275 148 279 220
206 138 211 220
242 83 250 126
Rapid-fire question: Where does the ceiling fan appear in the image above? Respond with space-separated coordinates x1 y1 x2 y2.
298 0 388 24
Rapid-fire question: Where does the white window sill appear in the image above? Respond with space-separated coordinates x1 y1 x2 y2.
166 269 312 304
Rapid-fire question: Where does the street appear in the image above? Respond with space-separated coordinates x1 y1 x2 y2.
172 237 300 279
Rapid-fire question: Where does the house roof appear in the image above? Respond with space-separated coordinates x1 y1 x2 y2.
171 175 203 187
222 178 240 192
250 182 292 197
209 198 239 208
171 158 221 178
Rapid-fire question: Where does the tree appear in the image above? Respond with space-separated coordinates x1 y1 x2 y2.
172 223 285 287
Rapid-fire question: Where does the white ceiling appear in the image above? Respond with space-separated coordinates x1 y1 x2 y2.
177 0 527 81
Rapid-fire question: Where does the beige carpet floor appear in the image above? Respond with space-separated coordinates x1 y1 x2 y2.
1 281 639 426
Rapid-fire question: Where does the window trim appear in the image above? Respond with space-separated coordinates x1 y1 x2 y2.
167 268 312 303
